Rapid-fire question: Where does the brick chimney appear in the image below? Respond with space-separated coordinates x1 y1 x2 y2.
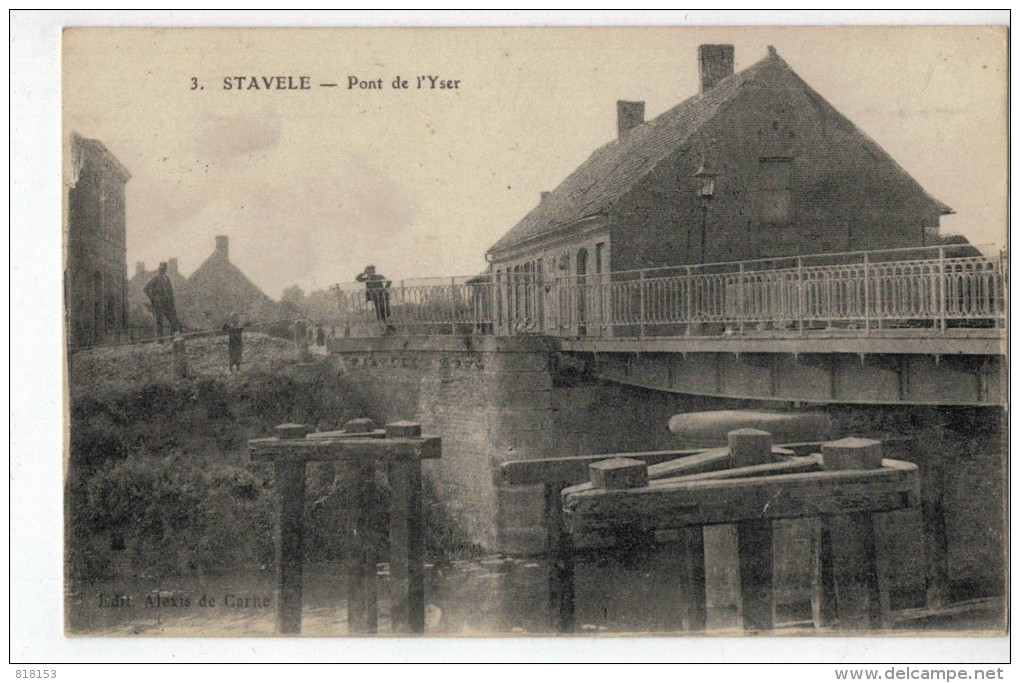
698 44 734 93
168 258 178 274
617 100 645 138
215 235 229 259
136 261 145 276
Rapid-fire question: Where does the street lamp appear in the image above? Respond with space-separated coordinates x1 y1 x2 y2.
693 164 716 263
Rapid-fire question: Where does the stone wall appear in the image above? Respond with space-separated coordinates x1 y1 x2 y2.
326 335 556 551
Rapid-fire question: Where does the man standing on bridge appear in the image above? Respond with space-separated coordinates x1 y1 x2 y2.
144 262 183 339
356 265 395 335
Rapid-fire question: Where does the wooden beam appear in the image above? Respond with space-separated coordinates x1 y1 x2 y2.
665 455 822 483
499 448 713 487
250 435 441 462
306 429 386 440
647 448 730 480
564 461 920 533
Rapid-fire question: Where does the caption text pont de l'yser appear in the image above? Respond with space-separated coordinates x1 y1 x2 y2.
213 75 460 91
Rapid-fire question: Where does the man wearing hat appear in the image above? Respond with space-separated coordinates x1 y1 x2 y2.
144 262 183 338
356 265 395 334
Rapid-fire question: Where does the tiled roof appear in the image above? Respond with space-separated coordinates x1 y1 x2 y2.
487 49 951 255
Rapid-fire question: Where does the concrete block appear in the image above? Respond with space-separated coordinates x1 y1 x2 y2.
589 458 649 489
821 437 884 470
727 428 773 468
385 421 422 438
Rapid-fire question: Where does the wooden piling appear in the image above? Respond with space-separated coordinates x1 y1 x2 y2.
274 459 306 634
811 517 837 628
820 436 885 630
346 458 379 633
387 422 425 633
828 512 883 630
679 527 707 631
544 482 575 633
736 518 774 632
728 428 775 632
171 334 188 379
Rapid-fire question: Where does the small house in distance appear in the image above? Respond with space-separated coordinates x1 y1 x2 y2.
486 44 952 293
181 235 278 328
128 236 284 336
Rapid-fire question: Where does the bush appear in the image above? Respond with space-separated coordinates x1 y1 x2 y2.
77 456 275 580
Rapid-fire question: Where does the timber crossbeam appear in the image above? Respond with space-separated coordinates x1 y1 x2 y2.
249 434 441 462
564 458 919 532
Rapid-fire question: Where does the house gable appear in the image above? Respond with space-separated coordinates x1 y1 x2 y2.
488 47 952 272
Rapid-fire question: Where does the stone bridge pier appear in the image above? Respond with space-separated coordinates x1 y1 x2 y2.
326 335 561 553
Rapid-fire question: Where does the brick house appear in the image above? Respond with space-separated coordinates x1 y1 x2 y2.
182 235 280 329
64 132 131 347
485 45 952 332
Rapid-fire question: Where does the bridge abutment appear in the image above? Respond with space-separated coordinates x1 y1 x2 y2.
326 335 558 552
324 335 1004 600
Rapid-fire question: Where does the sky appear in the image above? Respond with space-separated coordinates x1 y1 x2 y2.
63 25 1007 299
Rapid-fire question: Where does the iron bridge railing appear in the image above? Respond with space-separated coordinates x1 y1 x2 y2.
332 245 1007 338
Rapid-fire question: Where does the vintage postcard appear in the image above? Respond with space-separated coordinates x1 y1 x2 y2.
43 18 1011 661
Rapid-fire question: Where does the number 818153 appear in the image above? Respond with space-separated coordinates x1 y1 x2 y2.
15 671 56 678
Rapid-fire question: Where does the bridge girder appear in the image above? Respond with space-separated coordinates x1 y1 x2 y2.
585 349 1004 407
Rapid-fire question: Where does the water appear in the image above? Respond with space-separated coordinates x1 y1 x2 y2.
67 550 1004 636
67 553 730 636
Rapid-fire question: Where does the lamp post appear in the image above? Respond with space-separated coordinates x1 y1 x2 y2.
694 164 716 263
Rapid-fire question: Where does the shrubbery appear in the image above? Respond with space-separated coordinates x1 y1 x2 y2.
66 363 476 583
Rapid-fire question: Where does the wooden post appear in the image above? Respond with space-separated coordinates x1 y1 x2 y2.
171 334 188 379
821 437 885 629
346 458 378 633
736 519 774 632
729 427 774 631
544 482 575 633
387 421 425 633
827 512 883 630
294 320 309 360
274 460 306 634
811 517 837 628
679 526 707 632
